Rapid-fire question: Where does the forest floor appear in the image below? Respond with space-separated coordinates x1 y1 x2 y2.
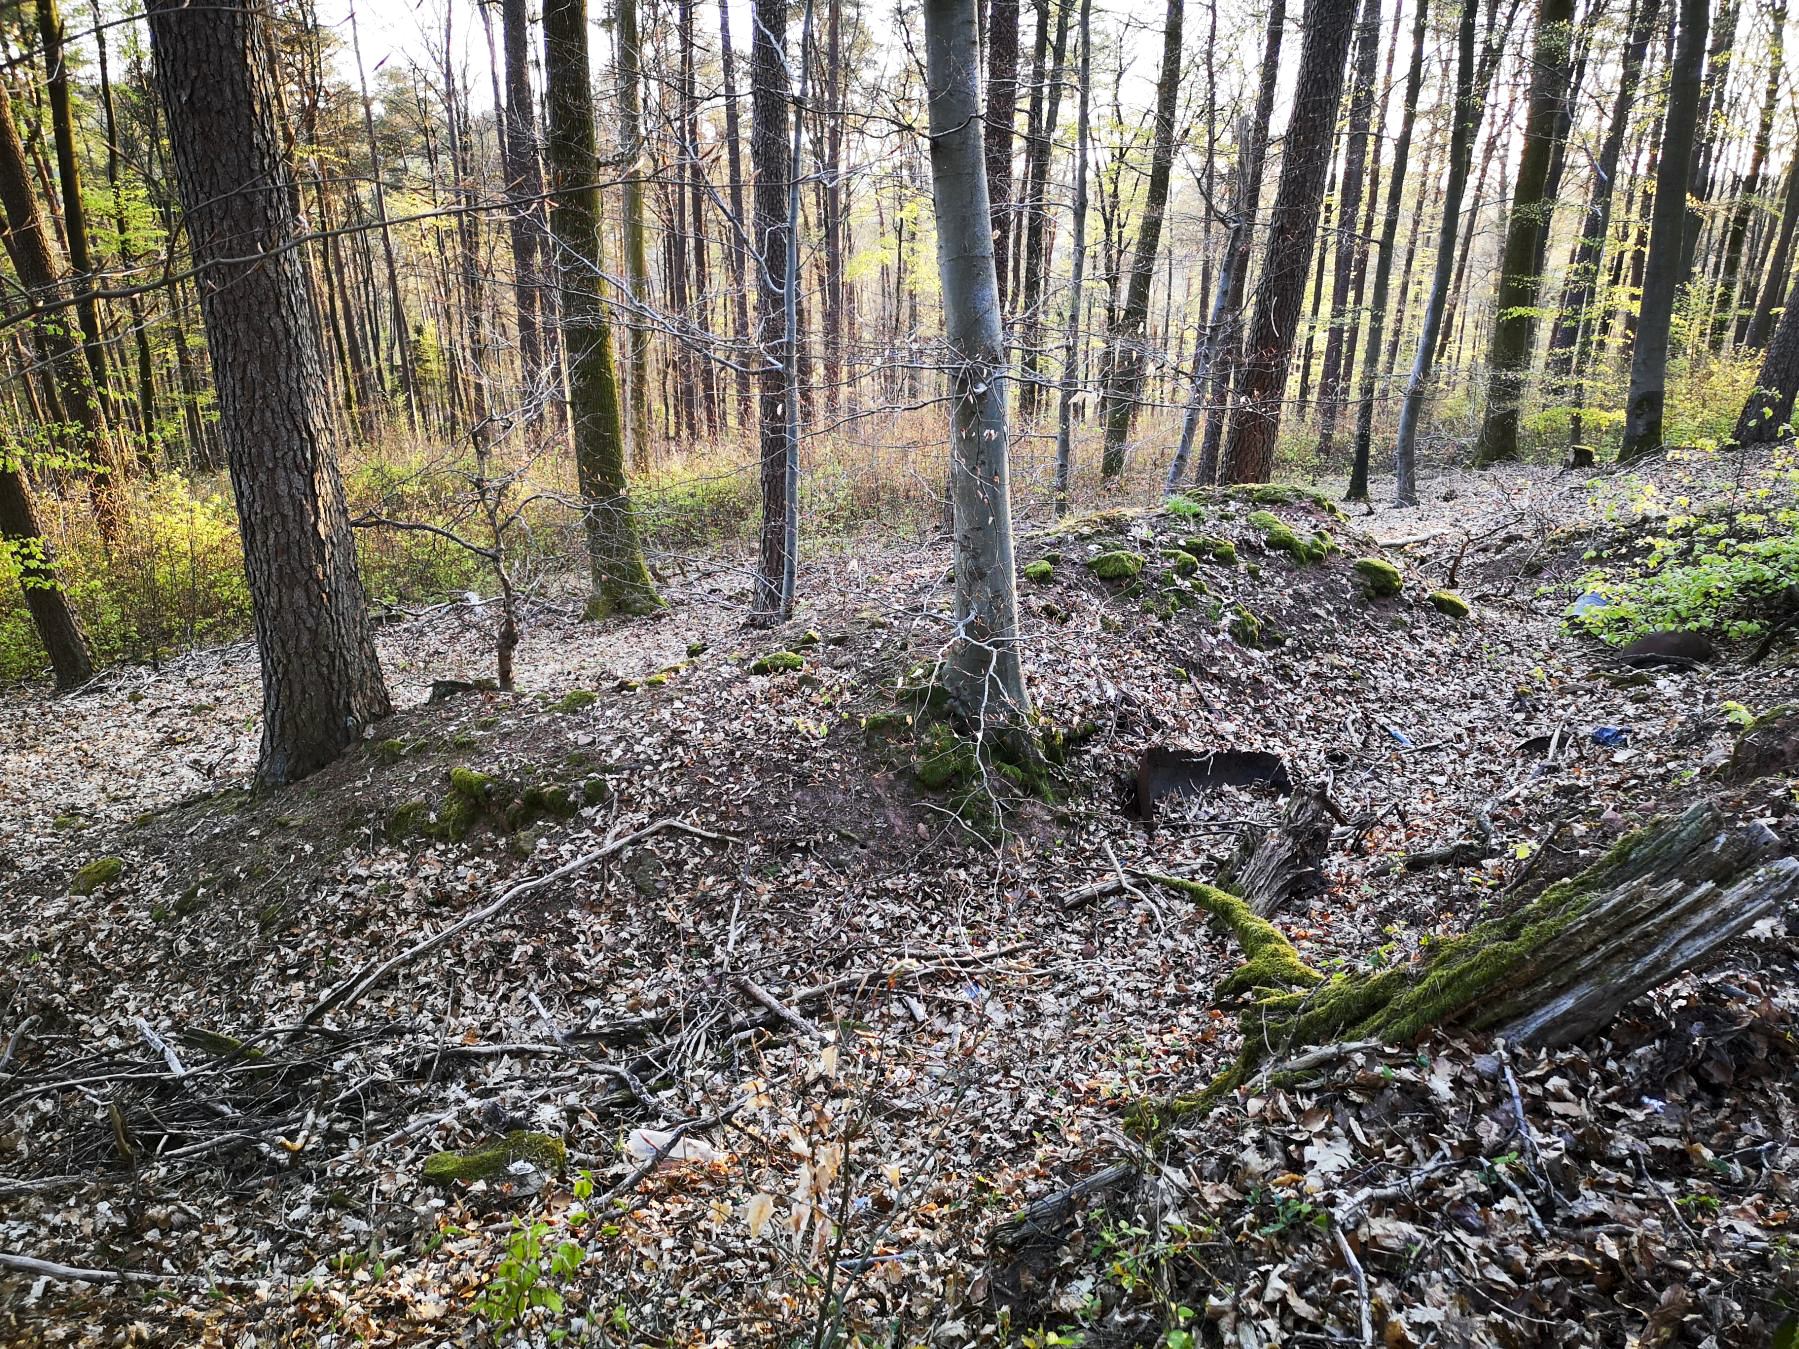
2 451 1796 1348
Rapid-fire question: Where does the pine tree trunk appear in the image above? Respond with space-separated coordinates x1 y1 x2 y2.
1620 0 1707 460
147 0 392 787
924 0 1033 739
1219 0 1358 485
540 0 662 618
1097 0 1184 479
1469 0 1576 467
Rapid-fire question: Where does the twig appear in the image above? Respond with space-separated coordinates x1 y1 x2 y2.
0 1250 258 1289
595 1100 746 1207
735 975 822 1042
1332 1224 1373 1347
302 819 736 1027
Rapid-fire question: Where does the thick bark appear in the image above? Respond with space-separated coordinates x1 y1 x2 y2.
540 0 661 617
1734 266 1799 443
1469 0 1577 467
1314 0 1381 465
0 90 120 543
1345 0 1427 501
750 0 798 616
1097 0 1184 479
924 0 1033 735
1218 0 1359 485
147 0 392 787
1619 0 1707 460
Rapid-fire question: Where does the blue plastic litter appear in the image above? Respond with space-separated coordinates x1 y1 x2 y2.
1569 591 1608 616
1385 725 1413 746
1591 727 1630 747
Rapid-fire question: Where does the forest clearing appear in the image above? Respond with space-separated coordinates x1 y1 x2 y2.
1 0 1798 1339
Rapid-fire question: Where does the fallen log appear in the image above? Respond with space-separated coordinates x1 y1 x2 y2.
1149 801 1798 1113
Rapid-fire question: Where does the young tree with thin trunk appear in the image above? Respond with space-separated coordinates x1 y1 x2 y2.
1619 0 1708 460
616 0 654 466
1713 0 1783 349
540 0 663 615
1469 0 1577 467
984 0 1020 308
1745 153 1799 348
1097 0 1184 480
1393 0 1485 504
1015 0 1071 421
718 0 755 425
1053 0 1091 512
0 451 93 688
1345 0 1427 500
923 0 1033 745
146 0 392 787
496 0 549 419
1219 0 1359 485
751 0 799 616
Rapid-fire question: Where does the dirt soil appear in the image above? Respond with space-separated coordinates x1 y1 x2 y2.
1 456 1795 1348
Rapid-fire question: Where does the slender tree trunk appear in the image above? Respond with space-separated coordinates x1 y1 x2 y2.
1015 0 1071 421
147 0 392 787
820 0 845 418
350 7 419 429
1053 0 1092 512
1677 0 1740 282
0 460 92 689
1315 0 1381 464
751 0 798 616
1219 0 1359 485
719 0 755 425
1098 0 1184 479
1735 265 1799 442
1713 0 1783 349
984 0 1020 309
540 0 662 616
1620 0 1707 460
493 0 549 422
1745 153 1799 348
0 90 120 544
1469 0 1577 467
924 0 1033 743
1345 0 1427 500
1393 0 1483 504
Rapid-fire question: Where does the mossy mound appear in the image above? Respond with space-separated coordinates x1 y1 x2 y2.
1228 603 1276 650
1088 550 1146 582
1725 703 1799 782
387 765 585 844
1247 511 1333 564
1232 483 1349 522
1353 557 1404 598
551 689 597 713
1183 536 1238 566
1427 589 1471 618
422 1131 566 1185
69 856 124 895
1162 549 1200 576
1023 559 1056 584
750 651 806 675
915 723 979 790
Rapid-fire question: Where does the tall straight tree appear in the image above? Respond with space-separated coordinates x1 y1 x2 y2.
1345 0 1427 500
1469 0 1577 467
923 0 1033 743
541 0 663 614
718 0 755 424
1015 0 1072 419
1052 0 1092 511
497 0 549 418
1619 0 1707 459
750 0 798 616
0 452 92 689
1745 154 1799 347
1219 0 1359 484
1712 0 1783 348
984 0 1020 307
147 0 391 786
616 0 654 465
1393 0 1487 503
1097 0 1184 479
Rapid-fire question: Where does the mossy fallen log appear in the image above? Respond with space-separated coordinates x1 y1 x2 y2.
1150 801 1797 1119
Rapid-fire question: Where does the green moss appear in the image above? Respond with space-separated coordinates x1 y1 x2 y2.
1246 511 1312 564
386 799 436 841
1353 557 1404 598
1427 589 1471 619
552 689 597 713
422 1131 566 1185
1162 549 1200 576
1023 558 1056 583
184 1029 263 1060
862 710 911 737
369 737 419 763
795 629 822 649
916 723 978 790
69 856 124 895
52 813 80 831
1228 603 1271 649
1164 493 1205 518
1184 536 1238 566
1154 876 1323 999
686 639 709 658
750 650 806 675
582 775 613 806
1088 550 1146 581
643 672 671 687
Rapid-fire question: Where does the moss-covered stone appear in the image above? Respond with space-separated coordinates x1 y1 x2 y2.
750 651 806 675
1184 536 1238 566
1088 550 1146 582
862 710 911 737
1228 603 1269 650
69 856 124 895
386 799 436 841
1023 558 1056 583
369 737 420 763
1427 589 1471 618
1162 549 1200 576
686 639 709 658
582 775 613 806
1353 556 1404 598
422 1131 566 1185
552 689 597 713
1247 511 1316 564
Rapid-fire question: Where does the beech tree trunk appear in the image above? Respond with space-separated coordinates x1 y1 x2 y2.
1052 0 1091 513
147 0 392 787
1619 0 1707 460
540 0 662 618
1219 0 1359 485
1469 0 1576 467
718 0 755 426
1714 0 1784 350
1097 0 1183 480
923 0 1033 738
